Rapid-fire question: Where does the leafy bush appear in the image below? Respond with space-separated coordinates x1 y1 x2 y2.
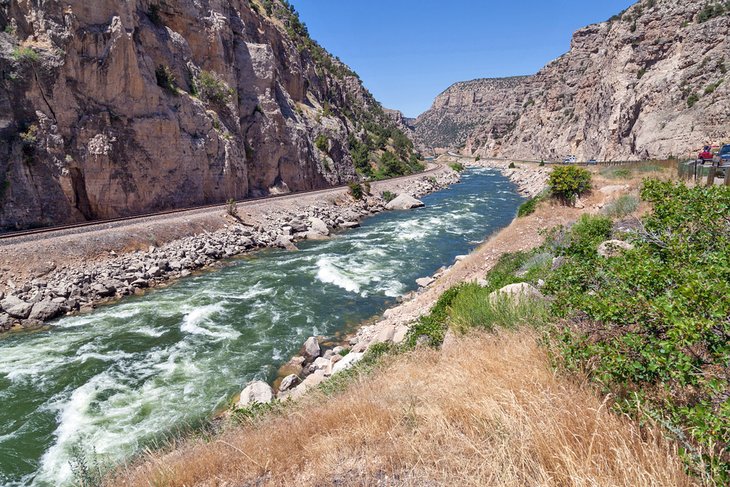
601 194 639 218
381 191 396 203
545 180 730 482
225 199 239 219
687 92 700 108
348 182 363 200
155 65 177 94
548 165 592 205
314 134 328 153
600 166 632 179
449 162 465 172
697 2 728 23
560 214 612 259
196 70 234 104
404 286 463 348
517 191 547 217
508 162 516 169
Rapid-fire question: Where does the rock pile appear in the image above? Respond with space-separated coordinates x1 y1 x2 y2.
0 170 460 333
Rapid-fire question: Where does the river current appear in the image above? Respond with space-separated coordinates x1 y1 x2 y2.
0 168 523 486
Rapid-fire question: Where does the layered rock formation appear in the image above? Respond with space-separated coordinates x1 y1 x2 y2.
416 0 730 160
0 0 417 230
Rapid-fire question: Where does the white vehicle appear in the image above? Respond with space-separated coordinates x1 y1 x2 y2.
563 155 577 164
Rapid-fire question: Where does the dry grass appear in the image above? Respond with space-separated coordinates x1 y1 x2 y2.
109 330 695 487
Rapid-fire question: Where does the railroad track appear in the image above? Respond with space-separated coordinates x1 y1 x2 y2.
0 164 443 244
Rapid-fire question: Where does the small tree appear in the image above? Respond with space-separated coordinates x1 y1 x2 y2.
348 182 363 200
226 199 240 219
548 165 592 205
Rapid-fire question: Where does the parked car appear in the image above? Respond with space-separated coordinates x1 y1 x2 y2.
698 146 715 163
719 144 730 164
563 155 577 164
587 158 598 165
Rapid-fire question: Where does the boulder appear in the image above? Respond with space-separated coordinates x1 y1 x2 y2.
0 313 12 330
307 217 330 236
385 194 425 211
28 300 62 321
332 352 364 375
597 239 634 258
1 296 33 319
279 374 300 392
489 283 544 304
416 277 435 288
237 380 274 408
302 336 321 361
341 221 360 229
310 357 331 372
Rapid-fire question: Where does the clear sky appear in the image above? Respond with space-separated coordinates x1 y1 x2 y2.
289 0 636 118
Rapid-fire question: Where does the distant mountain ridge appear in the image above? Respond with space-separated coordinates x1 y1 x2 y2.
415 0 730 160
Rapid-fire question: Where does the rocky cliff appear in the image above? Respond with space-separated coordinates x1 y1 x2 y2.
416 0 730 161
0 0 419 230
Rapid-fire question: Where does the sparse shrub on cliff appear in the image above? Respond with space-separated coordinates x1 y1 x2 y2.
696 2 729 23
148 4 163 26
197 70 234 104
508 162 516 169
314 134 328 153
155 65 177 94
225 199 240 219
548 166 591 205
704 79 724 95
348 182 363 200
517 192 547 217
11 46 39 65
687 92 700 108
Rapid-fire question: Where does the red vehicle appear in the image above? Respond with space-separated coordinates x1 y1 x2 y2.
698 146 715 163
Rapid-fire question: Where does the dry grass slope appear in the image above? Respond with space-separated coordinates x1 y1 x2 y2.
110 331 694 487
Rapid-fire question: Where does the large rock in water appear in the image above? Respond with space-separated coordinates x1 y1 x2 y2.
28 300 62 321
302 336 321 361
0 296 33 319
238 381 274 408
385 194 425 211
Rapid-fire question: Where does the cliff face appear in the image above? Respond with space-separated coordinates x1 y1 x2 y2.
417 0 730 161
0 0 416 230
414 77 530 152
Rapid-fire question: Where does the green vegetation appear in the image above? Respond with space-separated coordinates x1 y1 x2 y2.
448 162 465 172
11 46 40 64
314 134 329 153
601 194 640 218
225 199 239 219
348 182 363 200
381 191 396 203
705 79 724 95
517 191 547 217
148 4 163 26
696 2 730 23
508 162 516 169
196 70 234 104
548 165 592 205
687 92 700 108
637 67 646 79
155 65 177 94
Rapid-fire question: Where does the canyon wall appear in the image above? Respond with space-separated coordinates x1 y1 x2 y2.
415 0 730 161
0 0 416 230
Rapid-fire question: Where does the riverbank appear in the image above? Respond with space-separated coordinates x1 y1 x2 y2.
109 163 695 487
0 167 459 333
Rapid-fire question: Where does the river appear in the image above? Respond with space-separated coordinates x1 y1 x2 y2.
0 168 523 486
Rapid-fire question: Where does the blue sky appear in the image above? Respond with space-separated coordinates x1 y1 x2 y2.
290 0 636 117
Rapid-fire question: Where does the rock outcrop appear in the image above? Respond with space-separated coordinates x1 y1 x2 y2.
416 0 730 161
0 0 419 230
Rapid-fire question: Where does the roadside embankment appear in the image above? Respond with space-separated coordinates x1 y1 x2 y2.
0 167 459 333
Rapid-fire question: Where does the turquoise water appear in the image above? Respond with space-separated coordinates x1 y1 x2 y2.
0 168 523 486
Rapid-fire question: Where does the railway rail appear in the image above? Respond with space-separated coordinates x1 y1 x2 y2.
0 164 442 244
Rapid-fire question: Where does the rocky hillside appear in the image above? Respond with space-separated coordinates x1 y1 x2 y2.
414 77 530 152
0 0 419 231
416 0 730 161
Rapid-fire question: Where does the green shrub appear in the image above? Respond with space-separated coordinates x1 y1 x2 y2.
381 191 396 203
687 92 700 108
539 160 545 167
545 180 730 482
148 4 163 26
225 198 239 219
561 214 612 259
475 155 481 162
548 165 592 205
637 67 646 79
600 166 632 179
314 134 328 153
697 2 728 23
404 286 463 348
196 70 234 104
11 46 40 64
517 191 548 217
348 182 363 200
155 65 177 94
601 194 639 218
508 162 516 169
448 162 465 172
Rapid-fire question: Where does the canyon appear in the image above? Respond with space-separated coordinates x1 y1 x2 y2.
415 0 730 161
